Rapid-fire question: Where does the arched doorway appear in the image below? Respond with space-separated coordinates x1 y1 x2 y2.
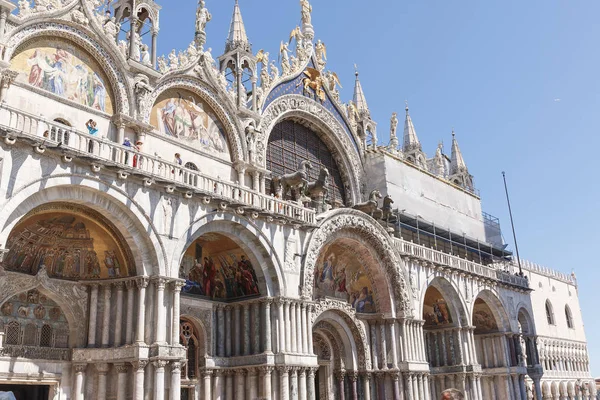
179 317 206 399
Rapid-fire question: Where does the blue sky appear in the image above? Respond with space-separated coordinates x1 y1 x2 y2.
156 0 600 376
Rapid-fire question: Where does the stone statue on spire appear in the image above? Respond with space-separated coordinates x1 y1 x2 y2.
195 0 212 49
300 0 312 25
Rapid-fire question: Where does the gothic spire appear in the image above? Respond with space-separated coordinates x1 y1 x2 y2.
403 103 422 152
353 70 370 117
450 130 468 175
225 0 250 53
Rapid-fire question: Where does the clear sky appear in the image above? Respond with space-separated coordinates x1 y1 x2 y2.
156 0 600 376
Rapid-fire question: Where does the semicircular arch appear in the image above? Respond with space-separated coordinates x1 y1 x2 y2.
0 175 165 276
144 76 245 162
420 275 469 327
4 21 132 115
173 213 284 297
258 95 364 205
471 288 511 332
302 209 412 317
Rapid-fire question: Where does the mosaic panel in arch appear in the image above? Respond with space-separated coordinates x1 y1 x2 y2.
423 287 453 327
179 233 260 300
1 289 69 348
262 64 359 153
473 298 499 333
313 243 375 313
4 209 133 280
10 38 114 113
150 89 230 161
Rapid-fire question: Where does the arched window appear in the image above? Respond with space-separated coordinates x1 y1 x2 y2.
5 321 20 345
184 162 199 187
565 305 574 329
545 300 555 325
267 120 346 205
180 319 200 381
40 324 53 347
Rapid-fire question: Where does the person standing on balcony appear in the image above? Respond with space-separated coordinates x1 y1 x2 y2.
134 140 144 168
173 153 183 176
85 119 98 153
122 137 132 165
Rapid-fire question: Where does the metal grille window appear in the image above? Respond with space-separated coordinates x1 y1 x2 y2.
40 324 53 347
23 323 37 346
5 321 20 345
267 120 346 205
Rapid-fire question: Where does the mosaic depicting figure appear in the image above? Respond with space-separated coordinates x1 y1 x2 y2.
313 244 375 313
151 90 229 159
179 234 260 300
11 40 113 113
423 287 454 327
4 212 130 280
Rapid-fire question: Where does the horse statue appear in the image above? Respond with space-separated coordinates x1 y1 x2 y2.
382 194 395 222
306 166 330 200
352 189 382 217
273 160 313 200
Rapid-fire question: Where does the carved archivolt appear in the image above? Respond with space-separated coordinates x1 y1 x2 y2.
4 22 132 116
257 95 364 205
302 209 412 317
143 76 245 162
311 298 371 370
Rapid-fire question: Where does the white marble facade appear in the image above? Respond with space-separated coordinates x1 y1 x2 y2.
0 1 594 399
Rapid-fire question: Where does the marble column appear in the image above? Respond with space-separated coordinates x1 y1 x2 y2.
380 321 388 369
261 367 273 400
290 303 298 353
172 281 184 346
154 360 168 400
101 285 112 347
114 282 124 346
96 363 109 400
252 303 260 354
301 304 308 353
296 303 303 354
290 368 299 400
155 278 167 345
126 280 135 344
171 362 182 400
400 320 409 362
225 371 233 400
277 300 286 353
280 367 291 400
217 306 225 357
512 374 520 400
132 361 148 400
370 323 379 370
391 372 402 400
440 330 447 366
363 374 371 400
203 370 213 400
476 374 484 400
116 364 128 400
73 364 86 400
248 368 259 400
263 300 273 353
389 321 399 368
336 370 346 400
284 301 292 353
406 374 414 400
136 278 149 344
350 372 358 400
225 306 232 357
234 305 242 356
307 305 314 353
299 369 307 400
88 284 99 347
213 371 223 400
417 374 425 400
307 368 316 400
235 370 246 400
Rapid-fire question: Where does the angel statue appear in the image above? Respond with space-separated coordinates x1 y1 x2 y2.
256 49 269 67
300 0 312 25
270 61 280 81
196 0 212 33
324 71 342 92
315 40 327 64
280 41 291 75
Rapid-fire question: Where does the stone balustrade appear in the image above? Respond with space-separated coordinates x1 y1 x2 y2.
394 237 530 289
0 103 316 225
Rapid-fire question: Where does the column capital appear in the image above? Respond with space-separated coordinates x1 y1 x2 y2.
335 369 346 380
172 280 186 291
152 277 167 289
202 369 214 377
259 366 274 375
113 281 125 290
170 361 183 372
235 368 247 377
277 366 291 375
136 277 149 289
307 367 317 378
96 363 110 374
125 279 137 289
348 371 359 382
115 363 129 374
298 368 307 377
74 363 87 373
131 360 148 371
152 360 169 369
88 283 99 291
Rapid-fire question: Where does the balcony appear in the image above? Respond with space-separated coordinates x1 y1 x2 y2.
394 237 530 289
0 104 317 226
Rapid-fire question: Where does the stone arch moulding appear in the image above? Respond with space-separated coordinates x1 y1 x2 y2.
302 209 412 317
257 94 364 205
143 76 245 162
4 21 133 115
0 269 88 347
419 275 470 327
173 212 285 297
516 303 536 335
311 298 371 370
471 288 512 332
0 174 166 276
179 313 210 358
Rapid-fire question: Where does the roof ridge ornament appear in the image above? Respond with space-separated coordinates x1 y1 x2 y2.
195 0 212 50
300 0 314 41
224 0 251 53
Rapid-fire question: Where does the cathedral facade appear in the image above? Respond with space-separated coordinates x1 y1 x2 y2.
0 1 594 399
